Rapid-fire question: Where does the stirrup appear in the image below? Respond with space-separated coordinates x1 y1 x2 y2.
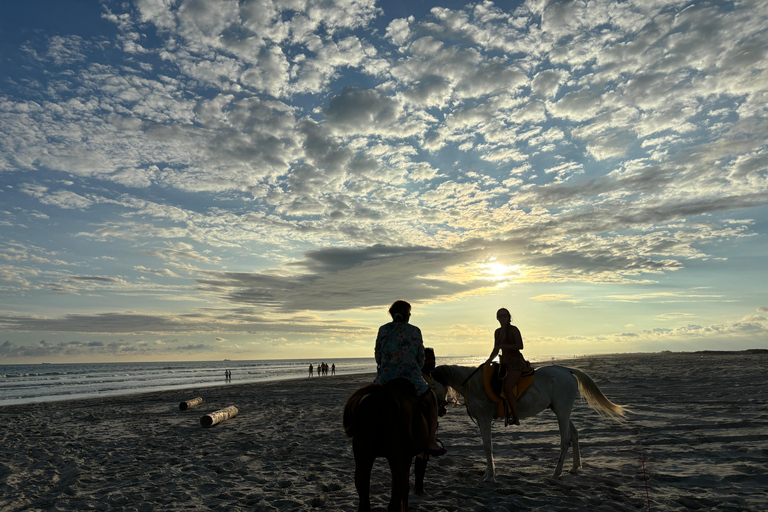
503 403 519 426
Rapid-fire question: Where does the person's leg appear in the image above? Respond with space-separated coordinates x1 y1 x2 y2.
423 390 443 453
503 370 522 425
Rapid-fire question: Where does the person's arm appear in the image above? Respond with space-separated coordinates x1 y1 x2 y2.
485 328 501 363
375 326 385 365
508 325 523 351
415 327 425 368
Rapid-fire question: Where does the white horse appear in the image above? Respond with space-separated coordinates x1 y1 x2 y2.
432 364 627 479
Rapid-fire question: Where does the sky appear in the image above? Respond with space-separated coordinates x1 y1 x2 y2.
1 0 767 364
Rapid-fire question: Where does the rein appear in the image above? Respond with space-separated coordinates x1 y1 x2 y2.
456 364 483 396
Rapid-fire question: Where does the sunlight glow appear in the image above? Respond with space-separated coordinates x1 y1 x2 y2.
482 262 518 281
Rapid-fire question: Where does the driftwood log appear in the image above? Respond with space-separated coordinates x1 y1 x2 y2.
179 397 203 410
200 405 238 428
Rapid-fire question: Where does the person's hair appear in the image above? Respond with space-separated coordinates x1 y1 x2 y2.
389 300 412 322
497 307 511 321
424 347 435 358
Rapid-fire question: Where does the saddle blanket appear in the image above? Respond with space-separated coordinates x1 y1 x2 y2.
482 363 535 420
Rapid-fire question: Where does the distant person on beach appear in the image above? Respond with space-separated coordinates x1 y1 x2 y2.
331 363 335 375
485 307 531 426
374 300 445 456
309 364 314 377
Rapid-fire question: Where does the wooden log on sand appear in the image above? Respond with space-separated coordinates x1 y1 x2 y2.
179 397 203 410
200 406 238 428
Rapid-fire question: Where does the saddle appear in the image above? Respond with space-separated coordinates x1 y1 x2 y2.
482 363 535 420
384 378 432 420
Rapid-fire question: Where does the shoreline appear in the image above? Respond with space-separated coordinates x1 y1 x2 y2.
0 371 372 408
3 348 765 407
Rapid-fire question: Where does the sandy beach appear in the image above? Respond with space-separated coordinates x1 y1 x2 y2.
1 351 766 511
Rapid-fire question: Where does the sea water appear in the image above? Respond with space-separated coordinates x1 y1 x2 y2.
0 355 487 406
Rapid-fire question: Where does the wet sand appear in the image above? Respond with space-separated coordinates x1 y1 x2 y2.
1 351 766 511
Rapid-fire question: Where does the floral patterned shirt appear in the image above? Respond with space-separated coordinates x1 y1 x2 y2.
374 321 429 395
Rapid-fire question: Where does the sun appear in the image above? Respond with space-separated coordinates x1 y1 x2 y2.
482 261 517 281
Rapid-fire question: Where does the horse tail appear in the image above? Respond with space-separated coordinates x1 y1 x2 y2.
569 368 629 422
343 383 394 438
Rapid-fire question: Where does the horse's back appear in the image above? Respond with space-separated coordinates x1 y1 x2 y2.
528 365 578 392
343 382 394 438
344 379 427 455
533 365 577 383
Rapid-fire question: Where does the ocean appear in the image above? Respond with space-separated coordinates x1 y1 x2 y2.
0 355 487 406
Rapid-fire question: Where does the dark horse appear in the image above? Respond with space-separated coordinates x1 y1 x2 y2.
343 379 429 512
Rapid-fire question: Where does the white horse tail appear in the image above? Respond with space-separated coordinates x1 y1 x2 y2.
569 368 628 422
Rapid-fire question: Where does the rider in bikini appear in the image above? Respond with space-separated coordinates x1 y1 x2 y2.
485 307 530 426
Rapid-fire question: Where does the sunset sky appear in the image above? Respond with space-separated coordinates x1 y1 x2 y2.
1 0 767 363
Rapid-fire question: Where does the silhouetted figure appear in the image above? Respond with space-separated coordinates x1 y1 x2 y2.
485 307 531 426
375 300 444 455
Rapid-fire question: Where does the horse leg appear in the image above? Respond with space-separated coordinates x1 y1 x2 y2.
414 455 427 495
387 455 412 512
569 420 581 473
354 446 375 512
478 418 496 482
552 408 572 478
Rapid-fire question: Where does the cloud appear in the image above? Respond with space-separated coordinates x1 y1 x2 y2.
20 185 93 210
0 338 216 358
531 69 567 98
161 243 213 263
0 313 191 334
197 244 479 312
0 0 767 356
530 294 579 303
45 35 88 65
324 87 403 136
133 266 180 278
386 17 412 47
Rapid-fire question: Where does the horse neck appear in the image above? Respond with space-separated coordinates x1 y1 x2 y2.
435 365 474 389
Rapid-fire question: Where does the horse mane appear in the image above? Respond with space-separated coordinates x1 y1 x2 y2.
432 365 482 400
432 364 479 392
432 364 484 424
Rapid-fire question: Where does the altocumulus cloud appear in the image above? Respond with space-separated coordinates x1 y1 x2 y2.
0 0 766 357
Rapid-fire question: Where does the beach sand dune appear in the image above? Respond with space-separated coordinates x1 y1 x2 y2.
1 352 766 511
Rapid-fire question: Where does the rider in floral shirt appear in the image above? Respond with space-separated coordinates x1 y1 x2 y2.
373 300 445 456
374 321 428 395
